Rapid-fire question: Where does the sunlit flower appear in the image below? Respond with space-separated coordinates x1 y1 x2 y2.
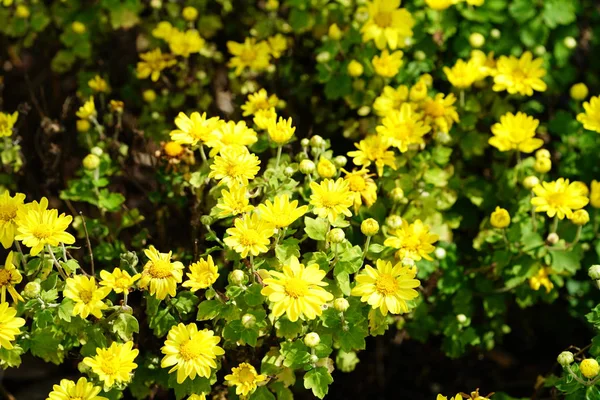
267 34 288 58
161 323 224 383
253 108 277 130
182 6 198 21
317 157 336 179
0 252 23 303
170 112 221 147
46 377 107 400
372 50 403 78
570 209 590 225
529 267 553 293
83 341 139 390
591 180 600 208
224 213 274 258
256 194 308 228
373 85 409 116
361 0 415 50
138 246 184 300
470 50 496 79
152 21 174 40
261 256 333 322
182 255 219 291
577 96 600 133
351 259 420 315
384 219 439 261
168 29 205 58
99 268 141 294
216 184 254 218
204 121 257 156
443 59 478 89
343 169 378 213
136 48 177 82
309 178 354 223
425 0 454 10
64 275 111 319
268 117 296 145
493 51 547 96
227 38 272 76
225 363 267 397
490 207 510 228
531 179 589 219
242 89 279 116
15 204 76 256
208 146 261 187
409 80 428 102
0 302 25 349
0 111 18 137
489 112 543 153
422 93 459 133
88 76 109 93
377 103 430 152
76 97 96 120
347 135 397 176
0 191 26 248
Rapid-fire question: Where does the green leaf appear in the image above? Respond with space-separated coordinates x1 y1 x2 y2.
149 308 177 338
171 291 200 317
280 341 311 368
275 317 303 339
550 249 581 274
338 322 368 352
249 386 276 400
197 300 223 321
98 191 126 212
112 313 140 341
167 373 212 400
0 346 23 368
303 367 333 399
29 328 63 364
276 238 301 263
336 350 360 373
244 284 265 307
304 217 328 241
542 0 576 28
58 298 74 322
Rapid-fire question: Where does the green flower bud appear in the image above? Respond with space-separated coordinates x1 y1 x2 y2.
229 270 247 285
284 166 295 177
299 159 315 174
386 215 403 229
361 218 379 236
435 247 447 260
82 154 100 170
589 265 600 280
469 32 485 48
328 228 345 244
523 176 540 190
90 147 104 156
120 251 139 270
456 314 467 324
564 36 577 49
334 156 347 168
301 138 310 148
23 281 41 299
200 215 214 226
310 135 324 148
334 298 350 312
490 29 501 39
304 332 321 348
547 233 559 245
390 188 404 202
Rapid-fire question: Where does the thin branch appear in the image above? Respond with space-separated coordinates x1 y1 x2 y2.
79 212 95 276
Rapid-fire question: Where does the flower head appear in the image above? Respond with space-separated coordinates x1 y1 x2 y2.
46 377 107 400
317 157 337 178
139 246 184 300
591 180 600 208
76 97 96 120
490 207 510 228
493 51 547 96
216 184 254 218
443 59 478 89
136 48 176 82
209 146 261 187
170 112 221 147
168 29 205 58
83 341 139 390
256 194 308 228
343 169 378 213
489 112 543 153
15 203 76 256
529 267 553 293
347 135 397 176
242 89 279 116
373 85 409 116
422 93 459 133
64 275 111 319
384 219 439 261
261 256 333 322
361 0 415 50
0 191 26 248
204 121 257 156
0 111 18 137
152 21 174 40
372 50 403 78
88 76 109 93
0 302 25 349
268 34 288 58
0 252 23 303
425 0 454 10
570 209 590 225
577 96 600 133
531 178 589 219
227 38 272 76
160 323 224 383
224 213 274 258
309 178 354 223
99 268 141 294
376 103 430 152
182 255 219 291
253 108 277 130
351 259 420 315
268 117 296 145
224 362 267 397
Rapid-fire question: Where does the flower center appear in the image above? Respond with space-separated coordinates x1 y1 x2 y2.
149 260 173 279
511 69 526 83
375 273 399 296
100 357 118 375
240 49 257 64
284 277 309 298
226 163 245 178
374 12 392 28
320 193 344 208
0 270 11 286
547 192 568 208
347 176 367 192
116 277 131 290
179 339 202 361
238 230 260 246
32 224 53 239
425 102 445 118
0 204 18 222
237 366 256 383
79 289 93 304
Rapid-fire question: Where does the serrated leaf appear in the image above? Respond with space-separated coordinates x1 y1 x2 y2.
303 367 333 399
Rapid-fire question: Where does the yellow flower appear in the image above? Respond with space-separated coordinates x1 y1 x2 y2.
425 0 454 10
343 168 378 213
409 80 428 102
64 275 111 319
136 48 177 82
347 135 397 176
328 23 342 40
470 50 497 79
168 29 205 58
160 323 224 384
225 362 267 397
422 93 459 133
216 184 254 218
71 21 86 34
377 103 431 152
533 157 551 173
443 59 478 89
46 377 107 400
76 97 96 120
0 302 25 349
227 38 272 76
15 204 76 256
182 255 219 291
373 85 409 116
170 112 221 147
261 256 333 322
0 111 18 137
347 60 364 77
531 178 589 219
570 209 590 226
489 112 543 153
372 50 403 78
0 252 23 303
490 207 510 228
309 178 354 223
242 89 279 116
436 395 462 400
15 5 29 18
139 246 184 300
0 191 26 248
493 51 547 96
361 0 415 50
317 157 337 178
182 6 198 21
224 213 274 258
268 117 295 145
253 108 277 130
208 146 261 187
163 141 185 158
88 76 109 93
109 100 124 113
99 268 141 294
267 34 288 59
529 267 553 293
77 119 91 132
580 359 600 379
384 219 439 261
570 83 589 101
152 21 174 40
465 0 485 5
83 341 139 390
188 395 206 400
590 181 600 208
142 89 157 103
256 194 308 229
205 121 258 156
577 96 600 133
351 259 420 315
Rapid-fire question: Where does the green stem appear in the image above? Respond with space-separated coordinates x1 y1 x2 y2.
14 241 26 269
362 236 371 263
275 145 283 169
566 365 591 386
570 226 582 247
47 245 68 281
199 144 207 163
249 255 256 283
531 193 538 232
551 216 559 234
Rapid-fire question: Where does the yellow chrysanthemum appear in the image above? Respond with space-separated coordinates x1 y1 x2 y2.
409 80 428 102
425 0 454 10
309 178 354 223
256 194 308 228
343 169 378 213
443 59 479 89
376 103 431 152
83 341 139 390
317 157 336 179
64 275 111 319
436 394 463 400
136 48 177 82
0 302 25 349
422 93 459 133
160 323 225 384
351 259 420 315
268 117 296 145
208 146 261 187
242 89 279 117
253 108 277 130
88 76 109 93
577 96 600 133
0 252 23 303
347 135 397 176
76 97 96 120
490 207 511 229
138 246 184 300
168 29 205 58
0 111 18 137
361 0 415 50
0 191 26 248
470 50 496 80
216 184 254 218
224 213 274 258
267 34 288 58
46 377 107 400
224 362 267 397
204 121 258 156
489 112 543 153
529 267 553 293
384 219 439 261
531 178 589 219
99 268 141 294
261 256 333 322
182 255 219 291
493 51 547 96
170 112 221 147
373 85 409 116
590 180 600 208
227 38 272 76
15 204 76 256
188 395 206 400
372 50 403 78
152 21 173 40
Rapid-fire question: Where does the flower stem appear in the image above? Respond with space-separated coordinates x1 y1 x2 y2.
551 216 559 234
14 241 26 269
275 145 283 169
47 245 68 281
249 255 256 283
362 236 371 263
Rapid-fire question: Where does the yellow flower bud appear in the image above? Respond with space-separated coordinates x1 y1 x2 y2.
265 0 279 11
143 89 157 103
409 81 428 102
304 332 321 348
328 23 342 40
317 158 336 178
425 0 453 11
15 5 30 18
469 32 485 48
72 21 86 34
570 83 589 101
328 228 345 244
523 176 540 190
580 359 600 379
535 149 551 159
591 180 600 208
361 218 380 236
419 73 433 87
391 187 405 202
109 100 124 113
76 119 91 133
347 60 364 77
534 157 552 173
490 206 510 228
182 6 198 21
164 141 184 157
82 154 100 170
571 210 590 226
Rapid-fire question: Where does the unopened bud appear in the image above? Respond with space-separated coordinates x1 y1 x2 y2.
304 332 321 348
557 351 574 366
91 147 104 156
301 138 310 147
284 166 295 177
316 52 331 63
328 228 345 244
200 215 214 226
242 314 256 328
23 281 41 299
563 36 577 49
589 265 600 280
229 270 247 285
490 29 501 39
334 298 349 312
402 257 415 267
386 215 403 229
547 233 559 245
334 156 347 168
523 176 540 190
581 359 600 378
469 32 485 48
310 135 324 148
361 218 379 236
434 247 446 260
456 314 467 324
390 188 404 202
299 159 315 174
83 154 100 170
